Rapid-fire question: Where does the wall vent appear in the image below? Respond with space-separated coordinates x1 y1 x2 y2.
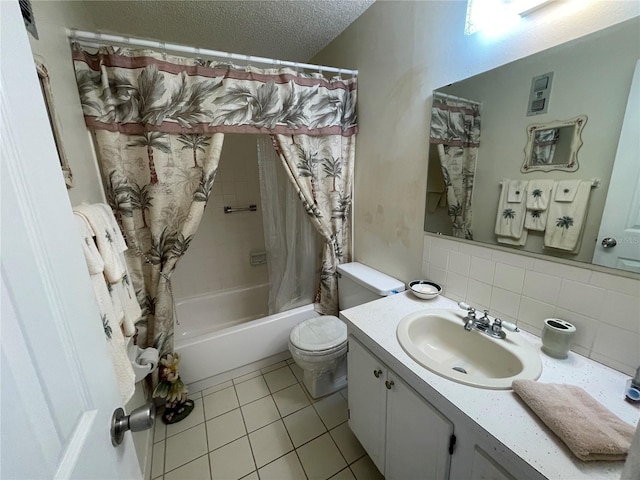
19 0 38 40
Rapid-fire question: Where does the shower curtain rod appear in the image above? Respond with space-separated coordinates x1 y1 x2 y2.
434 91 481 106
67 29 358 76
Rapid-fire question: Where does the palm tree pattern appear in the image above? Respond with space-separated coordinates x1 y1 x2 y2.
177 134 211 168
72 46 358 136
127 132 172 185
556 216 574 234
503 208 517 224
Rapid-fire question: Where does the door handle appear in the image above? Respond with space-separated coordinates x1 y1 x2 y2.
111 403 155 446
601 237 617 248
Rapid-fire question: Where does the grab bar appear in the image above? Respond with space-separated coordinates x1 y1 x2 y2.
224 204 257 214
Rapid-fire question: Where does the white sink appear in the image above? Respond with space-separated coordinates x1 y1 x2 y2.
396 309 542 389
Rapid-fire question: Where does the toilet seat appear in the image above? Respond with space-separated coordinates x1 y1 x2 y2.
289 316 347 354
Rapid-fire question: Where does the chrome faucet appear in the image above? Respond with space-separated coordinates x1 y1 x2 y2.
458 302 519 339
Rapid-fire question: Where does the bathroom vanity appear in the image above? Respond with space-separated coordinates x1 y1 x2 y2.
340 292 640 480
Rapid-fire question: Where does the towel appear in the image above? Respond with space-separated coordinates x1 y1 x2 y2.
524 209 548 231
526 179 554 211
74 213 135 403
544 180 592 251
512 380 635 462
555 180 581 202
497 228 528 246
495 180 527 240
507 180 528 203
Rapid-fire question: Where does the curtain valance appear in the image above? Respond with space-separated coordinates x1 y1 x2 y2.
72 44 358 137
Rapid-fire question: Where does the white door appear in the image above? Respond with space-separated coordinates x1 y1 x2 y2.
1 1 141 478
593 60 640 273
385 373 453 480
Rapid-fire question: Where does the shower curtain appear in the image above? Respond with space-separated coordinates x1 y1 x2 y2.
72 42 357 371
257 136 320 314
430 92 481 240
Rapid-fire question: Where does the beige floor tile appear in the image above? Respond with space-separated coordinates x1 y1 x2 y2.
166 397 205 438
350 455 383 480
258 451 306 480
235 376 270 405
288 362 305 382
232 369 262 385
264 366 298 393
248 420 294 468
273 383 310 417
209 436 255 480
203 386 239 420
240 471 259 480
330 468 356 480
241 395 281 432
154 419 166 444
329 423 365 464
151 440 165 479
314 392 348 429
282 405 327 447
201 380 233 397
261 360 288 374
297 433 346 480
165 424 209 472
206 408 247 451
164 455 211 480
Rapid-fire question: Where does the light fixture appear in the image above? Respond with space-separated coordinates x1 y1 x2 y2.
465 0 556 35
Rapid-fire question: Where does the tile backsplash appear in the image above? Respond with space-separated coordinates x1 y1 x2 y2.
422 234 640 376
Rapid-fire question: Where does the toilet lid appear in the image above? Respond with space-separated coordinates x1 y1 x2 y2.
289 316 347 352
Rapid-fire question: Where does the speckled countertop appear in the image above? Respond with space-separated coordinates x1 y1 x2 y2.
340 291 640 480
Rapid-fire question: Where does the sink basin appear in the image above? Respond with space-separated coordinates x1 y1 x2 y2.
396 309 542 389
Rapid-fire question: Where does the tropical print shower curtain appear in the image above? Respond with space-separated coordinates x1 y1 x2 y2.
429 93 481 239
72 43 357 362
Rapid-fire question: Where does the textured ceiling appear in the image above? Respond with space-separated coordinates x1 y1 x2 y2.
76 0 374 63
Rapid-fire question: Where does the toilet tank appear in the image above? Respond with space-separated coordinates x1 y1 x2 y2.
337 262 405 310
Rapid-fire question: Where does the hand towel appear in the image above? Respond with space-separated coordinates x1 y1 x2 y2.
495 180 527 240
526 179 554 211
555 180 581 202
524 209 548 231
507 180 528 203
544 180 592 251
497 228 528 246
512 380 635 462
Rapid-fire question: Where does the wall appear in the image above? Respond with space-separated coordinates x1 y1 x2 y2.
312 0 640 283
422 233 640 376
28 1 104 206
434 18 639 263
171 134 267 302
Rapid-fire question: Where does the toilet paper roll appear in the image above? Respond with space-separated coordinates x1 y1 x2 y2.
128 345 159 382
541 318 576 359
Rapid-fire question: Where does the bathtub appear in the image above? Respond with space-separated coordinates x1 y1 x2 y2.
174 283 318 385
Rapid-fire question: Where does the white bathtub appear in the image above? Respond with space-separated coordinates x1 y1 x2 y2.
174 284 318 385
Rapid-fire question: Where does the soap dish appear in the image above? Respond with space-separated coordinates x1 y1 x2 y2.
409 280 442 300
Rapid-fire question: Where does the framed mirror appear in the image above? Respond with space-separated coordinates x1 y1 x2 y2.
521 116 587 173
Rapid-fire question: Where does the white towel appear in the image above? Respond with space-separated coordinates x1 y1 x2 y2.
495 180 527 239
497 228 528 246
555 180 581 202
524 209 548 231
544 180 592 251
507 180 528 203
526 180 554 211
74 213 135 403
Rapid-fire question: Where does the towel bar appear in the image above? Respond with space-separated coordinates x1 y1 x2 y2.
224 204 257 214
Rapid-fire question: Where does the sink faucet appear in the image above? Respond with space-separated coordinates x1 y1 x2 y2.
458 302 519 339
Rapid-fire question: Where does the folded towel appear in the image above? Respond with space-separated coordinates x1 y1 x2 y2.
496 228 528 246
544 180 592 251
526 179 554 211
512 380 635 462
75 215 104 275
495 180 527 239
555 180 581 202
524 209 548 231
507 180 528 203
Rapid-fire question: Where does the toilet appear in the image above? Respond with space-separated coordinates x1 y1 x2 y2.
289 262 405 399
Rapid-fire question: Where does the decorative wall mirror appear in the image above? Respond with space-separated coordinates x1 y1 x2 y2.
521 115 587 173
34 57 73 188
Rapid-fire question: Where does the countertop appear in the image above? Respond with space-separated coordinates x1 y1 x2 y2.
340 291 640 480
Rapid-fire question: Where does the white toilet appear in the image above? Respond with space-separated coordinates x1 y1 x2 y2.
289 262 405 398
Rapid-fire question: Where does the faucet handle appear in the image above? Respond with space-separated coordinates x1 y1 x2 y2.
457 302 476 318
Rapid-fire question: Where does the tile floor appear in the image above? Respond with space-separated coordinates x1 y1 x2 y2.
151 359 384 480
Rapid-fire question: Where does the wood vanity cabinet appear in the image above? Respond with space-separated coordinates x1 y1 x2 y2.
347 336 454 480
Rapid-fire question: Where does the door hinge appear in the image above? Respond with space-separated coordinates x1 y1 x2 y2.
448 434 457 455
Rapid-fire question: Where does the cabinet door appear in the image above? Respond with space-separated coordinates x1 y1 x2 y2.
470 447 516 480
347 337 387 474
385 373 453 480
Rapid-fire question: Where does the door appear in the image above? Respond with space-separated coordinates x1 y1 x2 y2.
385 373 453 480
1 1 141 478
593 60 640 272
347 337 388 474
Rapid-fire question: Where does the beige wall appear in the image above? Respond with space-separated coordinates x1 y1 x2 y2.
312 0 640 283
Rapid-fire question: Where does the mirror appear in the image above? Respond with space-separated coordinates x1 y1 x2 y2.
425 17 639 273
521 116 586 172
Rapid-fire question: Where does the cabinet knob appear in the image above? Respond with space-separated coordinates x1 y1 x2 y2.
373 369 382 378
385 380 394 390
